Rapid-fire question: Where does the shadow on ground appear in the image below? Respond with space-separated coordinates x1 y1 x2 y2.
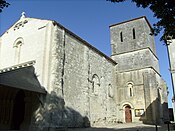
67 124 172 131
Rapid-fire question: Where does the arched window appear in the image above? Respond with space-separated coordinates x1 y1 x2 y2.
92 74 100 95
120 32 123 42
128 83 133 97
133 28 136 39
14 38 24 64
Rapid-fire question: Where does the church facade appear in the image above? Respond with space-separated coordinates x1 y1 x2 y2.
0 15 169 130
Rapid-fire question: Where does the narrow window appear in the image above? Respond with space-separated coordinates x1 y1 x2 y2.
120 32 123 42
130 88 132 97
128 83 133 97
133 28 136 39
13 38 24 64
14 41 22 64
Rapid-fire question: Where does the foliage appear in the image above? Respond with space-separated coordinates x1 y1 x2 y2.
0 0 9 13
107 0 175 41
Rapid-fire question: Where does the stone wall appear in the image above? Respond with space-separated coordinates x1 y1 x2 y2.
168 39 175 71
116 69 146 123
0 17 169 129
112 48 159 72
116 67 168 124
62 26 117 126
110 17 168 124
159 77 169 122
167 39 175 122
110 17 156 55
110 17 159 73
38 23 118 128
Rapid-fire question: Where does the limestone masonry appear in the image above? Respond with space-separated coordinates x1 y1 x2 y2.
0 16 169 130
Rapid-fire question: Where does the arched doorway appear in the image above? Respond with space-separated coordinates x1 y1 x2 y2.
11 90 25 130
125 105 132 123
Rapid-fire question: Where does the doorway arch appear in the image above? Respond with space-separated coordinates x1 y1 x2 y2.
125 105 132 123
11 90 25 130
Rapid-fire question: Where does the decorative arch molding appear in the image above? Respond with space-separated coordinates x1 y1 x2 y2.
13 37 24 47
92 74 100 82
91 74 100 95
121 101 134 109
126 81 134 85
13 19 28 31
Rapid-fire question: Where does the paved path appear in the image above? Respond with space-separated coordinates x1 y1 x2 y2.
67 123 175 131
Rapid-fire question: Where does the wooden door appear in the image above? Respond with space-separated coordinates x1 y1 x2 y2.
125 106 132 123
11 90 25 130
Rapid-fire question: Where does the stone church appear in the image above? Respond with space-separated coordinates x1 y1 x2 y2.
0 14 169 130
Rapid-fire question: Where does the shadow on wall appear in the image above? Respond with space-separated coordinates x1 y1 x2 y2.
139 97 169 125
32 91 90 130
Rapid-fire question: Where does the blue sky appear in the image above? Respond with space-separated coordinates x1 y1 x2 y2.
0 0 173 107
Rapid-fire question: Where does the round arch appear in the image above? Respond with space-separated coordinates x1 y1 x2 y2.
13 37 24 47
13 37 24 64
126 82 134 97
91 74 100 95
121 102 134 123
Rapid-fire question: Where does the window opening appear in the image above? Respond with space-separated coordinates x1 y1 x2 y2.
133 28 136 39
130 88 132 97
14 38 24 64
128 83 133 97
120 32 123 42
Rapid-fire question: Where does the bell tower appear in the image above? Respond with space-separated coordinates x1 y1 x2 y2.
110 16 159 73
109 17 167 124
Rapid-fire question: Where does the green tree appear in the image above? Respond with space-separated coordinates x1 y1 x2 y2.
0 0 9 13
107 0 175 41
